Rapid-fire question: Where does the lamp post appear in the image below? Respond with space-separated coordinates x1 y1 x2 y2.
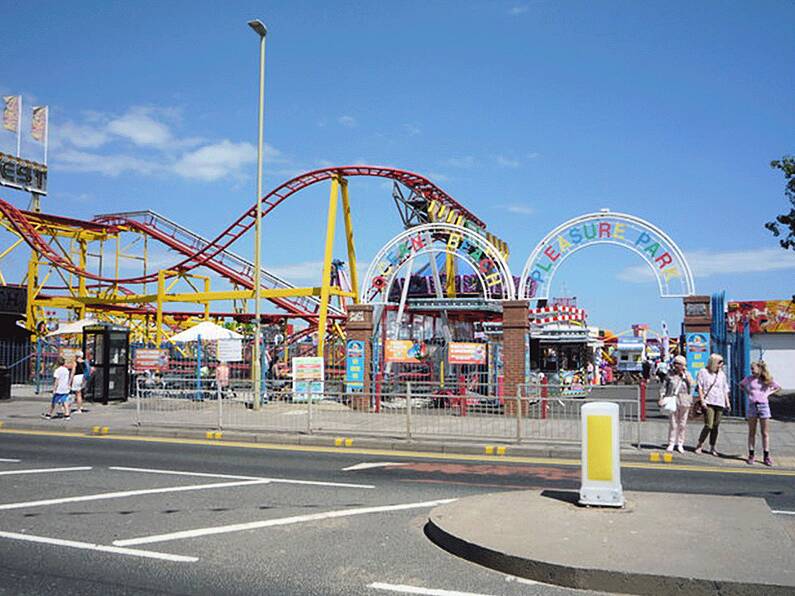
248 19 267 410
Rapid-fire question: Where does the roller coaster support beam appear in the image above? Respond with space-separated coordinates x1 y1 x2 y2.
317 175 341 356
156 270 165 346
340 177 360 305
26 249 39 336
77 239 87 320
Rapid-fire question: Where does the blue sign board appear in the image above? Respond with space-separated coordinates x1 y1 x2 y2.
685 332 710 383
345 340 365 391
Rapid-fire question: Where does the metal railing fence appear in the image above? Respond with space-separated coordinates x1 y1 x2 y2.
134 378 641 446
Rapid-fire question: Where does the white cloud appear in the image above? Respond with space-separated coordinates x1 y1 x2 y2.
173 140 257 182
54 122 110 149
495 154 521 168
107 108 173 147
616 248 795 282
56 148 162 176
509 4 529 15
403 123 421 136
338 115 357 128
526 151 541 159
496 203 534 215
444 155 477 168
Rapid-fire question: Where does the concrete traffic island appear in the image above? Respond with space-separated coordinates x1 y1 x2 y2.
426 489 795 595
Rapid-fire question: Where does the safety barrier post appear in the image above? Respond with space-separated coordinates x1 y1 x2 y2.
375 372 382 413
580 401 624 507
406 382 413 440
515 385 522 443
637 386 642 449
457 374 467 416
639 380 647 421
217 385 223 430
135 380 141 426
541 376 548 420
306 386 313 433
34 338 41 395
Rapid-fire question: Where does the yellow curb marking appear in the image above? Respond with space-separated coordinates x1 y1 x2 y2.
649 452 660 463
2 428 795 477
663 453 673 463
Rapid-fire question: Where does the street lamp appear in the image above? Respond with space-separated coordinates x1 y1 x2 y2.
248 19 267 410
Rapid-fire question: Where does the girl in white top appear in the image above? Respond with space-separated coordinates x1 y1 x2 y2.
694 354 730 456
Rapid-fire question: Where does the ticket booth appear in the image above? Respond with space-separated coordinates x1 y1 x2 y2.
82 323 130 404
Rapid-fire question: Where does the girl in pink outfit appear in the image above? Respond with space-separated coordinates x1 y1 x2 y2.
694 354 731 456
658 355 694 453
741 361 780 466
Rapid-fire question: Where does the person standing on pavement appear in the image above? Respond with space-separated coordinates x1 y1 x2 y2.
42 357 71 420
694 354 731 456
659 355 694 453
741 360 780 466
70 354 86 413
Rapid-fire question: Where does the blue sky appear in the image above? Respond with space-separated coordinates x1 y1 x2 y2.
1 0 794 333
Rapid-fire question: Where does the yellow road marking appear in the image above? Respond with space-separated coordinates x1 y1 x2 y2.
2 428 794 477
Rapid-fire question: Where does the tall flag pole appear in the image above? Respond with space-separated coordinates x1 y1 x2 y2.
2 95 22 157
31 106 48 165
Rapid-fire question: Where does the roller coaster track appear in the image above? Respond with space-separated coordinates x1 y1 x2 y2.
0 166 484 316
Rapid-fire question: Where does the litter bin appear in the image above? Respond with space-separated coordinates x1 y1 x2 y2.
0 366 11 400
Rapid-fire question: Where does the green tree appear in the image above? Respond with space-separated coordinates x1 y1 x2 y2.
765 156 795 250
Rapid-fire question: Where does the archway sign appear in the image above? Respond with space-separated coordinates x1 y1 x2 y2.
518 210 695 300
361 223 515 304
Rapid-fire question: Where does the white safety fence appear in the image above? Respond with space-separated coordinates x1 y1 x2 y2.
134 378 641 446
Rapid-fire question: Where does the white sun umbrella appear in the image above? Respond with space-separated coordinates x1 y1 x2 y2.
47 318 96 336
168 321 243 343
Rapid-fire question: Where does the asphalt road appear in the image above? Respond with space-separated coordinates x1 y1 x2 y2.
0 432 793 596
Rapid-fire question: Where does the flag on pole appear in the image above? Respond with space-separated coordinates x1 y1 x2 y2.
31 106 48 142
2 96 20 132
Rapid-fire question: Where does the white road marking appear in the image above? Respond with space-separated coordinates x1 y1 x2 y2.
369 583 494 596
0 479 271 511
0 466 91 476
110 465 375 489
0 530 197 563
0 458 21 463
771 510 795 516
504 575 539 585
114 498 457 547
341 462 406 471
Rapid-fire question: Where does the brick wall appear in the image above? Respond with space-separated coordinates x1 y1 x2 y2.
502 300 529 416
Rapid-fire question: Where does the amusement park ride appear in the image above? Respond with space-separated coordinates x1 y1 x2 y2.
0 165 508 357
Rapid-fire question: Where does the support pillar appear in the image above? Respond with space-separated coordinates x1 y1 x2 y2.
345 304 373 410
502 300 529 416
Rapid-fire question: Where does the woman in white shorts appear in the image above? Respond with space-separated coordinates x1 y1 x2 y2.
70 355 86 413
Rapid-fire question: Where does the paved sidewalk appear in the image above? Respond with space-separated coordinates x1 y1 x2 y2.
427 489 795 595
2 385 795 468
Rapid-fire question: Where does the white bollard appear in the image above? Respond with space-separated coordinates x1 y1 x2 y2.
580 401 624 507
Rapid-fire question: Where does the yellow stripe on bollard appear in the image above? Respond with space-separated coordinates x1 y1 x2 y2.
586 415 613 481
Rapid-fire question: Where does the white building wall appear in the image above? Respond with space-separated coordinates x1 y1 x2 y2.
750 334 795 391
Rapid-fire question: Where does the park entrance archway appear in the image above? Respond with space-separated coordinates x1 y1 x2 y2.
518 210 695 300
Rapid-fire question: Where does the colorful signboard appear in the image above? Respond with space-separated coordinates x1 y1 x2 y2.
448 342 487 365
292 356 324 402
384 340 427 363
345 339 365 391
133 348 169 372
685 332 710 381
361 223 515 304
519 211 694 300
727 300 795 334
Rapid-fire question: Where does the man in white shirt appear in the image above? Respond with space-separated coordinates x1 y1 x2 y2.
42 357 72 420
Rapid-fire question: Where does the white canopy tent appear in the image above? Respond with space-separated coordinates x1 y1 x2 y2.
168 321 243 343
47 319 96 336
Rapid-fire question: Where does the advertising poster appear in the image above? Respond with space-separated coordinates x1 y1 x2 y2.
217 338 243 362
685 332 710 382
133 348 169 372
448 342 487 365
292 356 324 402
384 339 426 363
345 339 365 391
727 301 795 333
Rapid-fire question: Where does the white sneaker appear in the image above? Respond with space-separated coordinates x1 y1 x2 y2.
665 444 674 452
676 445 685 453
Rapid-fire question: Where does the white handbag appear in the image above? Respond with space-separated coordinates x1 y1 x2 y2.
660 395 677 413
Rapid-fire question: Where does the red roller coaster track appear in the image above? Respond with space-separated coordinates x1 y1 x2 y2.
0 166 484 291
